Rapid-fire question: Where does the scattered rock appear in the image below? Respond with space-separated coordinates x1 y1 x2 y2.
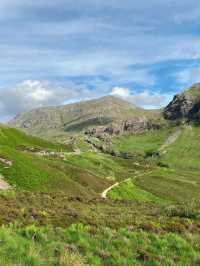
0 157 12 167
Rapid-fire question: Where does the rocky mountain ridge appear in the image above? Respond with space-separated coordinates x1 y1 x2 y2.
8 83 200 140
164 83 200 122
8 95 161 139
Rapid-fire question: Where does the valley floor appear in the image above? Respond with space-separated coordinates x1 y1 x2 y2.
0 124 200 265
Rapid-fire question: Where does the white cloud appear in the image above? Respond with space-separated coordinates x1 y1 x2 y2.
110 87 171 108
20 80 54 101
111 87 130 98
0 80 96 118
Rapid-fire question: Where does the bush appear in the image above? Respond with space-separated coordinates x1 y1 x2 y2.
145 150 160 158
165 201 200 219
157 161 170 168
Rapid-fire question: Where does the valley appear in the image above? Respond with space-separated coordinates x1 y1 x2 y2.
0 84 200 265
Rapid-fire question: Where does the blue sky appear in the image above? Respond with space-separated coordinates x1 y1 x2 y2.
1 0 200 121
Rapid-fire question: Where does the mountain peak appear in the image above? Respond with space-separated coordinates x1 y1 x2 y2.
8 95 154 139
92 95 137 107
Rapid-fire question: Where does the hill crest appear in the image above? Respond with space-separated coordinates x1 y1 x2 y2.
8 95 160 139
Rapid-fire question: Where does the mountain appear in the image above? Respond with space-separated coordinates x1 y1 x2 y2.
164 83 200 122
9 84 200 142
8 95 162 139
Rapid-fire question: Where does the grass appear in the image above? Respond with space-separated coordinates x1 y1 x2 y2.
160 125 200 170
107 179 167 204
0 222 199 266
135 167 200 201
135 126 200 202
0 123 200 265
0 125 67 150
0 125 138 195
64 224 200 266
112 127 174 156
66 152 124 181
0 223 87 266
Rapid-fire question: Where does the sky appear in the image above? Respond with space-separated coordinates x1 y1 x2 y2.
1 0 200 121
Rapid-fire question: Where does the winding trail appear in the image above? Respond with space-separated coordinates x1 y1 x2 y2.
101 178 130 199
101 128 182 198
158 129 182 154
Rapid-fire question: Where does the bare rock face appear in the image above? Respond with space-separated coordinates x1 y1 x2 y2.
164 83 200 122
10 108 63 130
164 94 194 120
85 116 161 138
123 117 160 133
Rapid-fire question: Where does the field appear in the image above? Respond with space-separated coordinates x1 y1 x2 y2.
0 124 200 265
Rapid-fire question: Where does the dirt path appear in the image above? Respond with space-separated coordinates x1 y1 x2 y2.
0 174 10 190
101 129 182 199
101 171 152 199
101 178 131 199
158 129 182 154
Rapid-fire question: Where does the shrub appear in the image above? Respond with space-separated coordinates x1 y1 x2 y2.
59 252 87 266
157 161 170 168
165 201 200 219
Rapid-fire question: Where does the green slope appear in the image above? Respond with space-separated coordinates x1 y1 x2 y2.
0 124 199 265
112 127 173 156
110 125 200 202
0 125 138 196
135 126 200 202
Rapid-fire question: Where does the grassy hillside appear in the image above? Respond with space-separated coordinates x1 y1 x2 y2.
107 178 167 204
110 125 200 202
160 125 200 169
135 126 200 201
0 189 199 265
0 125 137 196
0 123 200 265
112 127 174 156
0 124 66 150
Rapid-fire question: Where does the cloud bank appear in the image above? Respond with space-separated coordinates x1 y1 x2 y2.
0 1 200 119
0 81 172 121
111 87 170 108
0 80 93 119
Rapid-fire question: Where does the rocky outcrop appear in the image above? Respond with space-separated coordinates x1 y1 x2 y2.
164 94 194 120
164 83 200 123
123 117 161 133
85 117 162 138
